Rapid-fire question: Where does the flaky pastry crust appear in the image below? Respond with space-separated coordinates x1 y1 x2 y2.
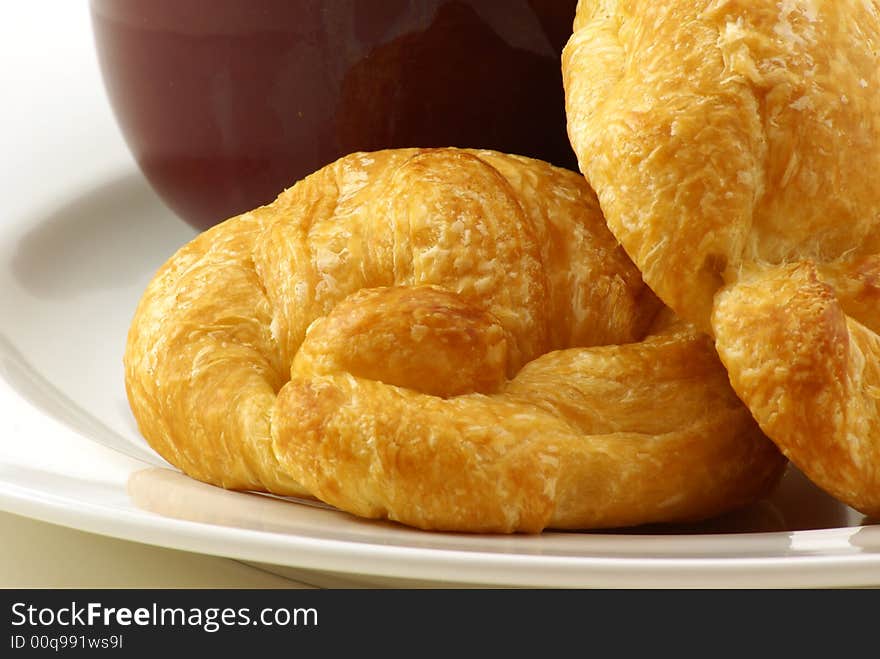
563 0 880 512
125 148 784 532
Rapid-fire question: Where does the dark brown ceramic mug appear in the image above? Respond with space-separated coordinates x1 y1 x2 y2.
91 0 578 229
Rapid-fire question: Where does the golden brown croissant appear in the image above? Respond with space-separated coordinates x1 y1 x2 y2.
563 1 880 513
125 148 784 532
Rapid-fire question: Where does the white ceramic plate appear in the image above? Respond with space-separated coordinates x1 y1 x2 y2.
2 3 879 589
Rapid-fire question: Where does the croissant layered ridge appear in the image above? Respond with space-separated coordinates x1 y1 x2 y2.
125 148 785 532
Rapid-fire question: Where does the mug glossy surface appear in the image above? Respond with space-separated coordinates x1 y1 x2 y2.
91 0 578 229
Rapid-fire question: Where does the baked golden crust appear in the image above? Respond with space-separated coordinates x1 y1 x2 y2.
713 261 880 513
564 0 880 513
278 303 783 531
125 147 784 532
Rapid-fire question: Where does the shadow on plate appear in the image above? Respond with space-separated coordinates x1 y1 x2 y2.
126 464 879 586
0 331 163 466
10 173 195 299
128 463 867 540
616 465 866 535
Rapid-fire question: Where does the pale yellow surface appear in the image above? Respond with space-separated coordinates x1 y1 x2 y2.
0 511 308 588
563 0 880 514
126 148 784 533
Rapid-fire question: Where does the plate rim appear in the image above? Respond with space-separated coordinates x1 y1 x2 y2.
0 428 879 589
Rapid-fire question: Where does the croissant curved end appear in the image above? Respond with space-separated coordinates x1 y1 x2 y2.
714 262 880 515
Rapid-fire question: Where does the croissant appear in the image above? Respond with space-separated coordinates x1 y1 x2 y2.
124 148 785 532
563 1 880 512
